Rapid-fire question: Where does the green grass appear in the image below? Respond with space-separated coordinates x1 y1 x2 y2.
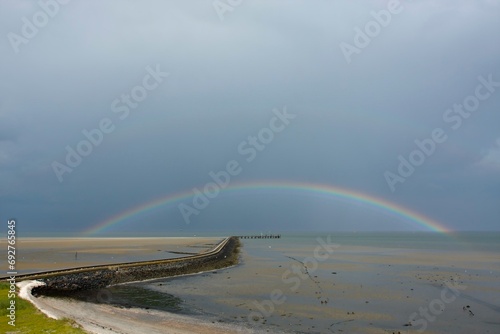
0 282 88 334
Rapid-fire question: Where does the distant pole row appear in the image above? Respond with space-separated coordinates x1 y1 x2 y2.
236 234 281 239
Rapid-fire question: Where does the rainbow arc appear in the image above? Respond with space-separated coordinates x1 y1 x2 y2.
83 181 451 235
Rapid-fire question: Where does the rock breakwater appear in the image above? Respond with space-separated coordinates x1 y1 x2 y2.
30 236 240 296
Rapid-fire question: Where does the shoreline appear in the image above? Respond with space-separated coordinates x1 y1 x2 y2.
18 280 258 334
12 234 500 333
17 271 258 334
15 236 248 334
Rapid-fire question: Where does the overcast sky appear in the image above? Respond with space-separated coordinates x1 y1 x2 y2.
1 0 499 235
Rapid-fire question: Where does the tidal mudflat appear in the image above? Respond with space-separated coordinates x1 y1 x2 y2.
18 233 500 333
138 233 500 333
15 237 223 274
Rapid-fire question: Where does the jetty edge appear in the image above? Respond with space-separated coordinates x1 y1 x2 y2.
3 236 240 295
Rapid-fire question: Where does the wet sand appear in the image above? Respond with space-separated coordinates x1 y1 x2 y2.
19 280 256 334
142 240 500 333
17 235 500 333
15 237 223 274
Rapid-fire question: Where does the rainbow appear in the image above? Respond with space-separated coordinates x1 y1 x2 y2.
83 181 451 235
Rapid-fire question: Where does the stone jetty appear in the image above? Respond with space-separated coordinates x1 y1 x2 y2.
15 236 240 296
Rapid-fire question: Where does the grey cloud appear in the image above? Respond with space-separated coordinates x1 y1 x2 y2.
1 0 499 234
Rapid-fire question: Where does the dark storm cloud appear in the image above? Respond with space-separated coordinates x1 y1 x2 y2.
0 0 499 234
